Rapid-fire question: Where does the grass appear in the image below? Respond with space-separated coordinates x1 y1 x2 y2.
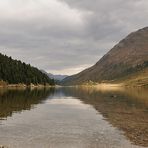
113 68 148 87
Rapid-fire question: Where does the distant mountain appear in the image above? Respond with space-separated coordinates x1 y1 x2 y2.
0 53 55 85
41 70 68 81
48 73 68 81
62 27 148 86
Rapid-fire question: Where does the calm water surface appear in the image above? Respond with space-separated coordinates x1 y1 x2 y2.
0 87 147 148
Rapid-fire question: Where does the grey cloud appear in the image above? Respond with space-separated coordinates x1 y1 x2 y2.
0 0 148 75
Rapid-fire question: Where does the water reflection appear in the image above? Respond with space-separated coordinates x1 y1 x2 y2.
0 87 147 147
0 88 55 120
61 87 148 147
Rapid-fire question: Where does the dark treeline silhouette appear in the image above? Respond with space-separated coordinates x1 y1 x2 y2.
0 53 54 85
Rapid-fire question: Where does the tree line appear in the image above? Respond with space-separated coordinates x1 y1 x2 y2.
0 53 54 85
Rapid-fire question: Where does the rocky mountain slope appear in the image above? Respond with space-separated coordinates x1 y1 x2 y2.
62 27 148 85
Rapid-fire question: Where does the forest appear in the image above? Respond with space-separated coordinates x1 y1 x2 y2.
0 53 54 85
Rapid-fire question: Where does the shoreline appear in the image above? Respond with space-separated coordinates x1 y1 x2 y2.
64 82 148 90
0 82 147 89
79 81 148 88
0 83 55 89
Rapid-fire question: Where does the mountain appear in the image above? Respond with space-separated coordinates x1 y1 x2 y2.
62 27 148 86
0 53 55 85
41 70 68 81
48 73 68 81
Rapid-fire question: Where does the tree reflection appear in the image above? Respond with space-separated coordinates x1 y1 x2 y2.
0 88 55 120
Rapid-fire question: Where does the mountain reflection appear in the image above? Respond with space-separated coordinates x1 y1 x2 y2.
61 87 148 147
0 88 55 120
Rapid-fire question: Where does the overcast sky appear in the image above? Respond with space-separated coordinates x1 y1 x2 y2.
0 0 148 75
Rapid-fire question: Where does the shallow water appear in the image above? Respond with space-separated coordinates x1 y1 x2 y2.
0 87 147 148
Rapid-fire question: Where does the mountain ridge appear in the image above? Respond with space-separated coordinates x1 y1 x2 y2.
62 27 148 86
41 70 68 81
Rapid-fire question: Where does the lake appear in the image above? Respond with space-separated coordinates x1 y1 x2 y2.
0 87 147 148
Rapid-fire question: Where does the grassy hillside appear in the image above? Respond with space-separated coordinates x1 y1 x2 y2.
62 27 148 86
114 68 148 87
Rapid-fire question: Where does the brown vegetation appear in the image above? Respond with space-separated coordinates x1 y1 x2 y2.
62 27 148 86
